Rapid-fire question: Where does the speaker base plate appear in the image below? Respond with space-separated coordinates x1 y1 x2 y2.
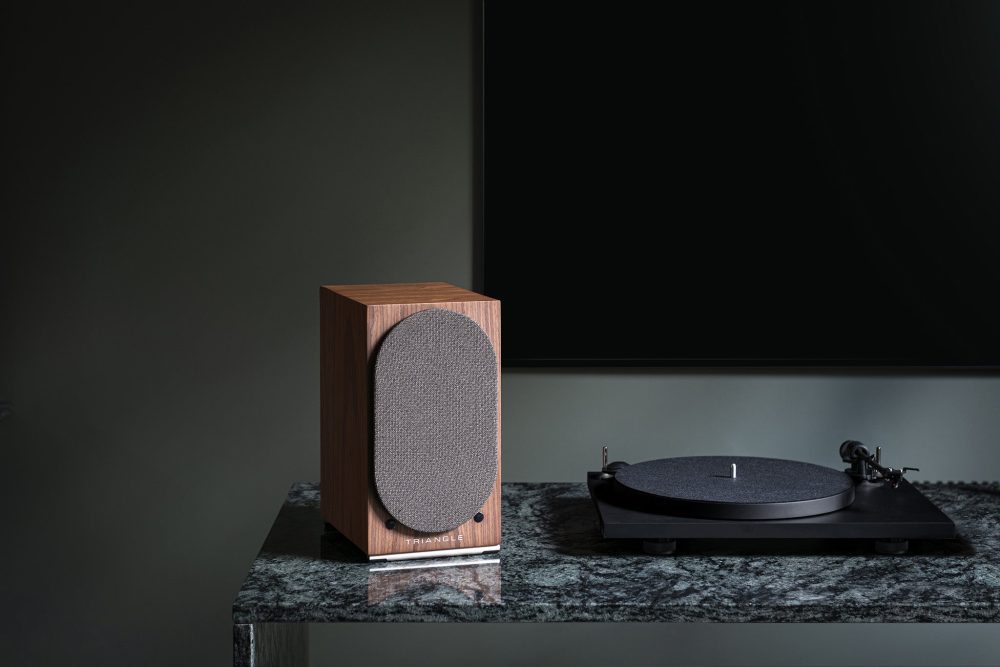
369 544 500 562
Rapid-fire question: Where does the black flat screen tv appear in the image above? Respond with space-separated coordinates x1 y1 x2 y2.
482 1 1000 367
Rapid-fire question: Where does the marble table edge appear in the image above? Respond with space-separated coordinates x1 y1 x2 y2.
233 480 1000 625
233 604 1000 625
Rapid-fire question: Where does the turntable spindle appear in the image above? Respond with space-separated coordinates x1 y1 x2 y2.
731 463 737 479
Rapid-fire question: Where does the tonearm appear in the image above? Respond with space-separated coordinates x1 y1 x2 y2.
839 440 919 488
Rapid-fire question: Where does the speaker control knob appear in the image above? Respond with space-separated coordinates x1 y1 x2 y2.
474 512 484 523
385 518 396 530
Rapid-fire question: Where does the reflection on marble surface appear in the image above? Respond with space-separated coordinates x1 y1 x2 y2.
368 556 501 605
233 481 1000 623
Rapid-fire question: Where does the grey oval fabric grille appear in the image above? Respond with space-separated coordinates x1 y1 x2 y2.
373 308 498 533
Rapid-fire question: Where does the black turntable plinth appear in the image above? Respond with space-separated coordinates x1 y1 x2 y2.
589 442 957 554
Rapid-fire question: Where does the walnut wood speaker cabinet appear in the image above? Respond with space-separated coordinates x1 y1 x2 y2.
320 282 501 560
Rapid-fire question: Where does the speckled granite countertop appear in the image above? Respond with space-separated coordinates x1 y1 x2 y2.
233 482 1000 623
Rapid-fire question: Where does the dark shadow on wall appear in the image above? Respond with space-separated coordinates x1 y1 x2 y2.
472 0 485 294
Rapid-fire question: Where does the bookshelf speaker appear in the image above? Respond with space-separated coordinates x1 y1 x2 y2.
320 282 501 560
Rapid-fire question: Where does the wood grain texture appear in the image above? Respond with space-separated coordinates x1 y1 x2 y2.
320 287 370 551
324 282 498 306
320 283 501 558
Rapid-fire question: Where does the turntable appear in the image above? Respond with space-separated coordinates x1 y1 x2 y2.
588 441 957 554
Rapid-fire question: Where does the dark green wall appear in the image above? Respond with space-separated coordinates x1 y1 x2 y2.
2 2 997 665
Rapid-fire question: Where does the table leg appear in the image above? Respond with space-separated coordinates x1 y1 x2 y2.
234 623 308 667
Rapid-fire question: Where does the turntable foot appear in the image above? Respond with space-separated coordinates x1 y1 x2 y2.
874 538 909 555
643 539 677 555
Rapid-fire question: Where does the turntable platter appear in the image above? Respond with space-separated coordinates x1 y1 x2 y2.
613 456 855 520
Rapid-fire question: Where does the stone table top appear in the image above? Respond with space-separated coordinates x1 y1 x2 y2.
233 481 1000 623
